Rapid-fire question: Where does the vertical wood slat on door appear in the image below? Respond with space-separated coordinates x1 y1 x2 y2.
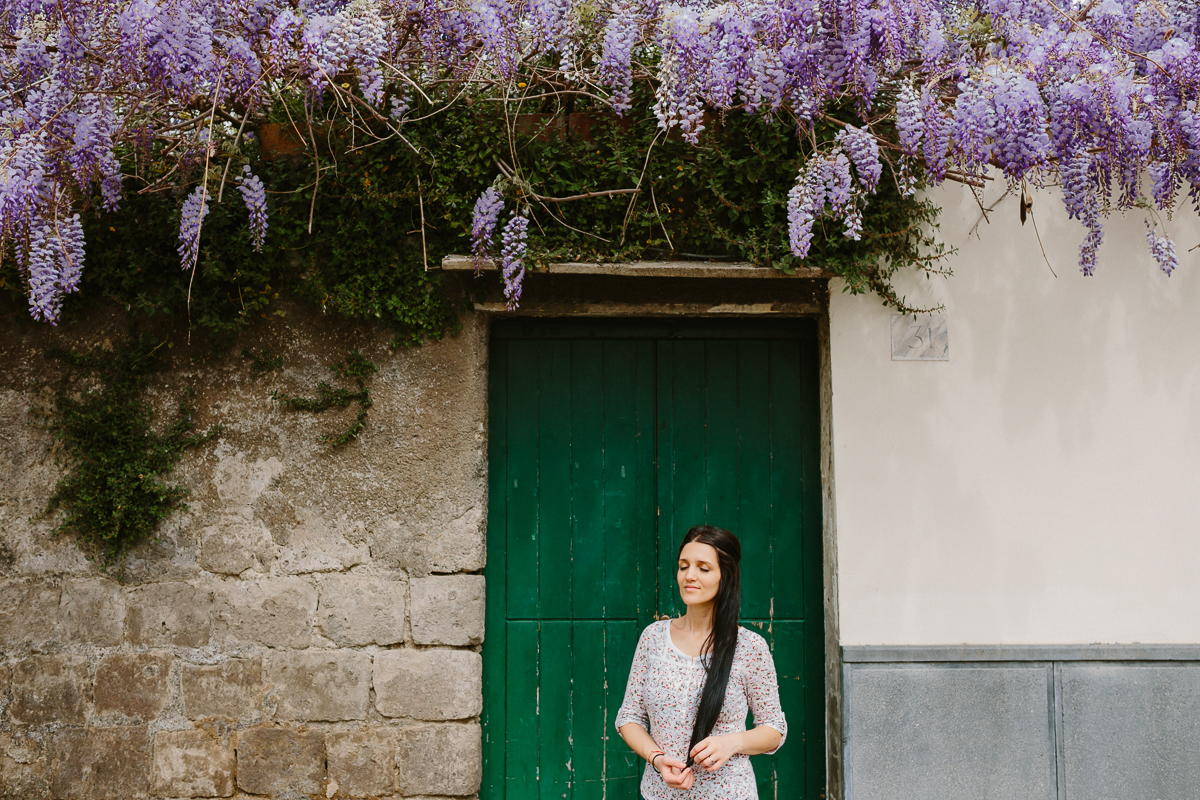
798 340 828 800
506 621 540 797
539 620 573 800
768 340 805 619
539 340 573 620
572 620 606 800
604 341 640 620
704 339 740 528
634 342 658 634
482 340 509 800
507 341 541 621
737 340 773 620
571 340 606 622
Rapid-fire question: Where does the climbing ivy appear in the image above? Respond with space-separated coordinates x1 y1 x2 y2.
270 349 378 448
38 335 221 570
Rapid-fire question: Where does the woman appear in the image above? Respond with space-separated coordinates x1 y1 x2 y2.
616 525 786 798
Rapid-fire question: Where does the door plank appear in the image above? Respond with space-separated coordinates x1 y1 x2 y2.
571 341 606 621
506 621 541 797
767 340 806 620
507 341 541 620
655 340 677 618
606 619 643 795
634 341 658 632
539 341 573 619
572 621 606 800
736 340 773 620
539 620 574 800
483 340 510 800
603 341 640 620
704 339 740 528
797 341 827 800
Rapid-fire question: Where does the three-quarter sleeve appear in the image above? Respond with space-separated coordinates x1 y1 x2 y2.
614 623 655 732
743 631 787 753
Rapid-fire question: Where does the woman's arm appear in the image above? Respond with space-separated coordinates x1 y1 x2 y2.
617 722 664 766
687 725 782 773
689 631 787 773
620 723 694 790
738 725 784 756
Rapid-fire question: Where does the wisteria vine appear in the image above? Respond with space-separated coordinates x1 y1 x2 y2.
0 0 1198 322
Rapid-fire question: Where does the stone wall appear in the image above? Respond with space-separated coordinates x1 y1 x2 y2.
0 302 490 800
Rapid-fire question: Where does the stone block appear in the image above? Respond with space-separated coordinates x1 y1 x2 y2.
212 577 316 648
182 657 263 720
317 574 406 647
152 729 235 798
199 513 274 575
370 505 485 576
845 664 1055 800
396 723 481 796
410 575 484 646
94 653 173 720
235 727 324 796
277 508 370 575
0 578 61 652
50 727 150 800
9 655 88 725
59 577 125 646
264 650 371 721
125 581 211 647
1060 664 1200 800
0 728 49 798
326 729 399 797
374 649 481 720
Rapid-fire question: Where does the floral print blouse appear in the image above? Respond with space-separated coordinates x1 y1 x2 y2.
615 620 787 800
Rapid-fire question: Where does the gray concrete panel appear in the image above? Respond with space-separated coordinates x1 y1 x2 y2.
846 665 1056 800
1060 664 1200 800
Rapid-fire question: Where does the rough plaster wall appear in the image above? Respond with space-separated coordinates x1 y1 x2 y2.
830 178 1200 645
0 302 489 799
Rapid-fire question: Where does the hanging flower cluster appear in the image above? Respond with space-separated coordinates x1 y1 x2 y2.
471 187 505 273
0 0 1198 321
235 166 268 252
500 214 529 310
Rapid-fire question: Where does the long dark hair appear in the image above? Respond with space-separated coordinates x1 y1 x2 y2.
679 524 742 765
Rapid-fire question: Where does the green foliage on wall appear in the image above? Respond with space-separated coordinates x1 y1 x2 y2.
270 349 378 448
35 89 945 348
38 335 221 570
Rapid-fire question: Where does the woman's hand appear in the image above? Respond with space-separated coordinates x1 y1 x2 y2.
689 733 744 773
660 756 695 790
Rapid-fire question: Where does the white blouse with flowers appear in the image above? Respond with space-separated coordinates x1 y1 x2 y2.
615 619 787 800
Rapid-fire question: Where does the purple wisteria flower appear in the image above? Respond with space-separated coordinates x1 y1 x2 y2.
2 0 1200 321
178 185 210 270
236 165 268 251
1145 221 1179 276
471 187 505 273
500 214 529 310
25 215 85 324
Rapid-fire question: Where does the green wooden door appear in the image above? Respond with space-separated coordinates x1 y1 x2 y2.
484 319 825 800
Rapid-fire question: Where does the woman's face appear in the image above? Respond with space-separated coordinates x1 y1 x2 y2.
677 541 721 607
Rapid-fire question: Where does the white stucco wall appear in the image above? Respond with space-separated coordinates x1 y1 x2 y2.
831 178 1200 645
